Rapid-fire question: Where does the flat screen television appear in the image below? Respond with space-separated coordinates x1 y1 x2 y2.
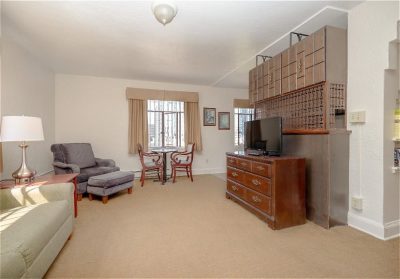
244 117 282 156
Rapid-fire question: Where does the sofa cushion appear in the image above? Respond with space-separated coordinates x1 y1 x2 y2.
61 143 96 168
0 201 69 278
77 166 120 183
88 171 135 188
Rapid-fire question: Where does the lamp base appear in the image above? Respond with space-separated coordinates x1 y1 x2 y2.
12 143 36 185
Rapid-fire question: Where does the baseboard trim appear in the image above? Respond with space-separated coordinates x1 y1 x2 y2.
384 220 400 240
192 168 225 175
348 212 400 240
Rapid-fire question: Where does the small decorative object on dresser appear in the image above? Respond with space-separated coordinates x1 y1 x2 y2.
203 107 216 126
226 151 306 230
218 112 230 130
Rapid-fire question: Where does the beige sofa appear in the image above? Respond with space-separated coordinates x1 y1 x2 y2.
0 183 74 278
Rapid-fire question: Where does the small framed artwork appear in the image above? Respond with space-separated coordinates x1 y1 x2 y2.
218 112 230 130
203 107 216 126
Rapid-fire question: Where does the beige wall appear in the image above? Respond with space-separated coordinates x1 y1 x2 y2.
55 74 247 174
1 28 55 178
347 0 399 240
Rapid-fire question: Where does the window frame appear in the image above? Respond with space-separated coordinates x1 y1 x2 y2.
147 100 184 148
234 107 254 147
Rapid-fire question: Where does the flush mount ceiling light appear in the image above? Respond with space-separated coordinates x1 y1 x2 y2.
151 1 178 26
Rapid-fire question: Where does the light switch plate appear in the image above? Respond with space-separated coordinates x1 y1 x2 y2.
349 111 366 123
351 196 363 210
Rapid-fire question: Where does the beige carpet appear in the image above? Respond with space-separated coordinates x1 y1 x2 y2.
46 175 399 278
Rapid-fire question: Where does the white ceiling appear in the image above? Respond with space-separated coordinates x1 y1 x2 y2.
2 1 362 89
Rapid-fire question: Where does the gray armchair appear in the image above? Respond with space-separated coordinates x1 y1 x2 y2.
51 143 120 196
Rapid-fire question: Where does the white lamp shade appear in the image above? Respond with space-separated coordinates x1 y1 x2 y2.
0 116 44 142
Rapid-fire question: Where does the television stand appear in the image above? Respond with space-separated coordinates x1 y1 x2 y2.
226 152 306 230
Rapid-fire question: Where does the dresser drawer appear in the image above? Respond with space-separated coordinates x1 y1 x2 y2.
245 188 271 215
227 157 237 168
251 162 272 177
244 173 271 196
227 167 245 184
227 180 245 199
236 158 252 172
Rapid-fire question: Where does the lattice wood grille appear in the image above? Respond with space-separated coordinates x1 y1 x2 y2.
254 82 346 133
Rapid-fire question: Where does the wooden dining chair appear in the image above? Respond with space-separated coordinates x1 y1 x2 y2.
170 143 195 183
137 144 163 186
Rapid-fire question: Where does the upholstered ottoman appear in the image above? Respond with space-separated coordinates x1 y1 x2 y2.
87 171 134 204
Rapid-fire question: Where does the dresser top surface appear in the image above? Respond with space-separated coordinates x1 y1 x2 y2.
226 151 305 163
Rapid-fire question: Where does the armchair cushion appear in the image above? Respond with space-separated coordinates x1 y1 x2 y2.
53 161 80 174
61 143 96 168
78 166 120 183
95 158 116 167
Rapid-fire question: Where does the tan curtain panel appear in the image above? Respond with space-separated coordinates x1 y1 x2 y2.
126 88 199 102
184 102 203 152
128 99 148 154
233 99 252 108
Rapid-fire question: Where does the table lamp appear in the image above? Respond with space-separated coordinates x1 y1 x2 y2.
0 116 44 184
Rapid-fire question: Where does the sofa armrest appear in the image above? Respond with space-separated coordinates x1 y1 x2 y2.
95 158 116 167
53 161 80 174
0 183 74 211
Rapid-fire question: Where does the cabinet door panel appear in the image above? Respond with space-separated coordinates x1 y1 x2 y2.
289 62 296 76
289 74 297 91
289 45 297 63
304 35 314 55
296 53 305 78
282 65 289 78
314 47 325 65
274 80 281 96
314 62 325 83
305 66 314 86
297 76 305 89
314 28 325 51
263 62 269 75
282 77 289 94
296 40 305 54
305 53 314 69
263 86 268 100
281 50 289 67
257 64 263 77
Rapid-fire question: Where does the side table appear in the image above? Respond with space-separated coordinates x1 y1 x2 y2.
0 173 79 217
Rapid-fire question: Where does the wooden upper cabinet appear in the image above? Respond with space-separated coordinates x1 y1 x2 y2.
274 54 282 96
314 28 325 51
249 26 347 99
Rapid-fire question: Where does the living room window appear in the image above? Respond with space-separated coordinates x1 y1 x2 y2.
148 100 184 148
234 107 254 147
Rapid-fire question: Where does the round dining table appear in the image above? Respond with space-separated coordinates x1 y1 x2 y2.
151 147 178 184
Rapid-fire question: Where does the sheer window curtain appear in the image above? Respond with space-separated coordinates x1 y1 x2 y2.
184 102 202 152
128 99 148 154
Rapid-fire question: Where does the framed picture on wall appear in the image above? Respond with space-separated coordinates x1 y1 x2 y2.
218 112 230 130
203 107 216 126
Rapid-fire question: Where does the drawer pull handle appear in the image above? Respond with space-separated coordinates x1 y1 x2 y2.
252 179 261 186
256 166 265 171
231 185 238 191
231 172 238 177
252 195 262 203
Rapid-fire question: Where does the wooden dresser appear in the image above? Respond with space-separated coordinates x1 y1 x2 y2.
226 152 306 230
